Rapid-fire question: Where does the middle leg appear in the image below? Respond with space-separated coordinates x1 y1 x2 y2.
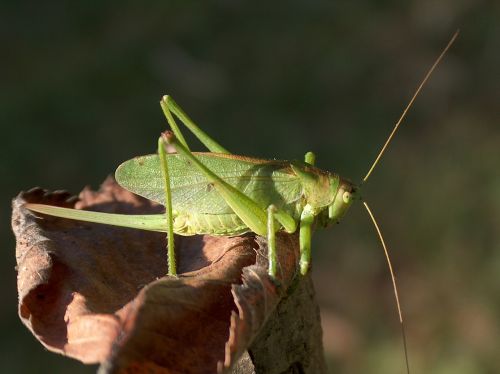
162 131 298 277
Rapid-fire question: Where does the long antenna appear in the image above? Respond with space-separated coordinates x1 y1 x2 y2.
362 30 459 183
363 201 410 374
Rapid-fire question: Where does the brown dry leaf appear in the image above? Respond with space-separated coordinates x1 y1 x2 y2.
11 178 302 373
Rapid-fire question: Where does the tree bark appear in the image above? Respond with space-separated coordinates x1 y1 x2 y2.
232 273 326 374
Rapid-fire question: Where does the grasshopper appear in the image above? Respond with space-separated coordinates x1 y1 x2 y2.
26 31 458 278
25 31 458 373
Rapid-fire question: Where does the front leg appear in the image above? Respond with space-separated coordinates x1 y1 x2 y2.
267 204 298 277
299 204 315 275
267 205 278 277
162 131 298 278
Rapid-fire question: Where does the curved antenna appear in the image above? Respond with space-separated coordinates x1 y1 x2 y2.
363 201 410 374
362 30 459 183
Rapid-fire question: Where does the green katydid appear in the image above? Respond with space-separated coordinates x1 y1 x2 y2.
25 31 459 374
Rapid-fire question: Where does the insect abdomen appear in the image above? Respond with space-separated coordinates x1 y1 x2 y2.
172 211 249 236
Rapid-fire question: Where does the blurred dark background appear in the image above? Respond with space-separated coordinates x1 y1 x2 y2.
2 1 498 373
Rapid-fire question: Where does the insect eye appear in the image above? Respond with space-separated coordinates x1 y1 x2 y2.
342 191 351 203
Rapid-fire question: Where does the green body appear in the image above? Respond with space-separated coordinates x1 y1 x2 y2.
26 96 356 277
115 153 340 236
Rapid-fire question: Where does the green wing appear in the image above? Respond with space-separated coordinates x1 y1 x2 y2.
115 153 303 216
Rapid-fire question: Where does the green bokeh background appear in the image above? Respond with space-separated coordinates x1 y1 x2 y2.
2 1 498 373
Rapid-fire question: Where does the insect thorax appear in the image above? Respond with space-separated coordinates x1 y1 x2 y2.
290 161 340 209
